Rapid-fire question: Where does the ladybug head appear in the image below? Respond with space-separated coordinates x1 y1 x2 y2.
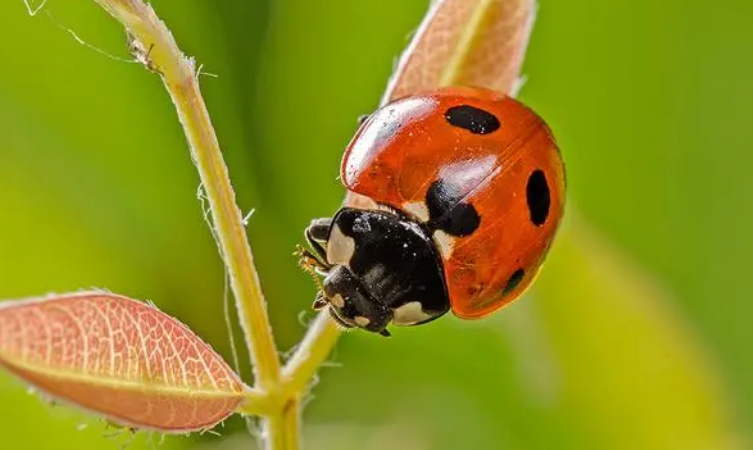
320 266 394 336
301 207 451 336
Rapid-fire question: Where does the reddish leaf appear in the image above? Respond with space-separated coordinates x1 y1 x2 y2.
0 292 246 433
382 0 536 104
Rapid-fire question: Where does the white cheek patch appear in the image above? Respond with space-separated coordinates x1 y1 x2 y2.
330 293 345 309
402 201 430 222
326 224 356 266
392 301 434 326
432 230 456 259
346 193 379 210
354 316 371 327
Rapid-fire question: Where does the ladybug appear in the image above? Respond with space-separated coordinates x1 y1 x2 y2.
298 86 565 337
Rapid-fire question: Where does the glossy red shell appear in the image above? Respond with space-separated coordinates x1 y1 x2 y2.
341 86 565 319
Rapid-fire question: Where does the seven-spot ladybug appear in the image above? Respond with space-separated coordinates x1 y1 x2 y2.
297 86 565 336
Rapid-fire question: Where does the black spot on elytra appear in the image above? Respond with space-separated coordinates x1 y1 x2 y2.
444 105 500 135
526 169 550 226
502 268 525 295
425 179 481 237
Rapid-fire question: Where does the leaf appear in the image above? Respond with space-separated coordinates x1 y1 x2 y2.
0 292 247 433
382 0 536 104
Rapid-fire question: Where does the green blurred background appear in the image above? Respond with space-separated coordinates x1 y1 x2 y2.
0 0 750 449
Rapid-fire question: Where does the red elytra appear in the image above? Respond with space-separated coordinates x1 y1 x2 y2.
340 86 565 319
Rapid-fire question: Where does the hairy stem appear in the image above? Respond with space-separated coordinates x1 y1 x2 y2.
85 5 289 447
282 312 341 394
165 64 282 388
264 397 301 450
89 0 281 390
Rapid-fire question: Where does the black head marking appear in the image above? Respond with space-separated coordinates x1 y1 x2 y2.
444 105 501 135
502 268 525 295
526 169 550 226
425 179 481 237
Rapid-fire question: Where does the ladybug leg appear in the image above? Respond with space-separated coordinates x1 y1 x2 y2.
304 218 332 267
304 235 328 268
307 218 331 240
312 291 328 311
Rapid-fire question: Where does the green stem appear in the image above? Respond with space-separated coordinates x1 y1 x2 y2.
282 313 341 394
89 0 281 390
87 0 289 446
264 397 301 450
164 69 281 389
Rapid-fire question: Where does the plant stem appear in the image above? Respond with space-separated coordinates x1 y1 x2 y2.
165 65 282 389
264 397 301 450
87 1 292 446
282 312 341 394
237 388 276 417
89 0 281 391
